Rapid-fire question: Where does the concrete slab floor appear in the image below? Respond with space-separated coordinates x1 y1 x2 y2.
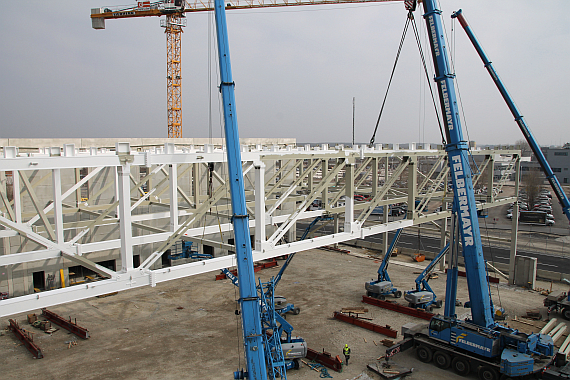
0 246 567 380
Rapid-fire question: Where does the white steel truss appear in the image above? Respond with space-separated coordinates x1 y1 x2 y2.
0 142 520 317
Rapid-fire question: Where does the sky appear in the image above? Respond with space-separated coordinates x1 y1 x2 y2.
0 0 569 146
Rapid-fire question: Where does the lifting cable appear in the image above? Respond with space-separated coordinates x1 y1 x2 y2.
409 14 446 146
482 214 503 312
369 11 446 146
369 12 412 146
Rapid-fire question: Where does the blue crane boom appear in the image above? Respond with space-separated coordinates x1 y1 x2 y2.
212 0 267 378
404 243 449 310
382 3 556 378
451 9 570 224
364 227 403 300
421 0 494 329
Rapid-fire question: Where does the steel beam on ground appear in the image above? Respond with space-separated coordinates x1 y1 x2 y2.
42 308 90 339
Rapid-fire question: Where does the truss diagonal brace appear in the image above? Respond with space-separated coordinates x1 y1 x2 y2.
0 214 115 279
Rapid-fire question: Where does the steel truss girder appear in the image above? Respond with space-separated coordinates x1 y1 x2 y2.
0 144 520 317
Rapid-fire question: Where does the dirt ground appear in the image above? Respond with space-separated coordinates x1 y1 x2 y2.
1 245 567 380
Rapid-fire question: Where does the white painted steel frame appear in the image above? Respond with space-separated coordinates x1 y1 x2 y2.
0 143 520 316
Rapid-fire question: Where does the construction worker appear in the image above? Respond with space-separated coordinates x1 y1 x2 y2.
343 344 351 365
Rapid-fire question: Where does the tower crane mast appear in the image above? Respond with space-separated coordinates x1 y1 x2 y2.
91 0 186 138
90 0 399 138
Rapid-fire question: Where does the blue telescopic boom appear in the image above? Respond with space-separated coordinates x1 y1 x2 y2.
451 9 570 224
213 0 268 378
421 0 495 328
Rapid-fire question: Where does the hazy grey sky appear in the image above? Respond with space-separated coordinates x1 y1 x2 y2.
1 1 568 146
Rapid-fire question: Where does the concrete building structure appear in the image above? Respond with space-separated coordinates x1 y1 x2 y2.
521 144 570 185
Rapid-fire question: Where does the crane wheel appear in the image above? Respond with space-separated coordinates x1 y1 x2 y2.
436 299 443 308
451 357 470 377
394 290 402 298
379 295 386 301
563 307 570 320
293 307 300 315
293 359 300 370
433 351 451 369
478 365 498 380
416 345 432 363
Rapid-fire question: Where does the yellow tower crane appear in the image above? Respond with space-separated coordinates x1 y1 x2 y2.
91 0 398 138
91 1 186 138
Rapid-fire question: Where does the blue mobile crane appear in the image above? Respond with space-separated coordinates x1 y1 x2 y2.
385 2 555 379
364 227 404 300
211 0 268 378
451 9 570 224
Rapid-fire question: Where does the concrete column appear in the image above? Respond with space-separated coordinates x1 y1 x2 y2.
118 163 133 272
52 169 64 244
509 156 521 285
169 164 178 231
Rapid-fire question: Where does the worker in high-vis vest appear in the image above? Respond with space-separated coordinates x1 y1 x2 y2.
343 344 351 365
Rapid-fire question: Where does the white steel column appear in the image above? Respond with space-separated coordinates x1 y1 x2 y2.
117 145 134 272
192 163 200 207
407 157 417 221
52 169 64 244
321 159 329 210
169 164 178 231
509 156 521 285
255 162 267 252
12 170 21 223
114 166 120 218
344 159 356 232
382 157 389 254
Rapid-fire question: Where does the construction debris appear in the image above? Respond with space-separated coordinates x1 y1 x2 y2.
8 319 43 359
321 245 350 254
31 319 58 334
215 259 278 281
367 360 413 379
341 307 368 315
525 309 542 320
27 314 38 324
301 360 333 378
381 339 395 347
